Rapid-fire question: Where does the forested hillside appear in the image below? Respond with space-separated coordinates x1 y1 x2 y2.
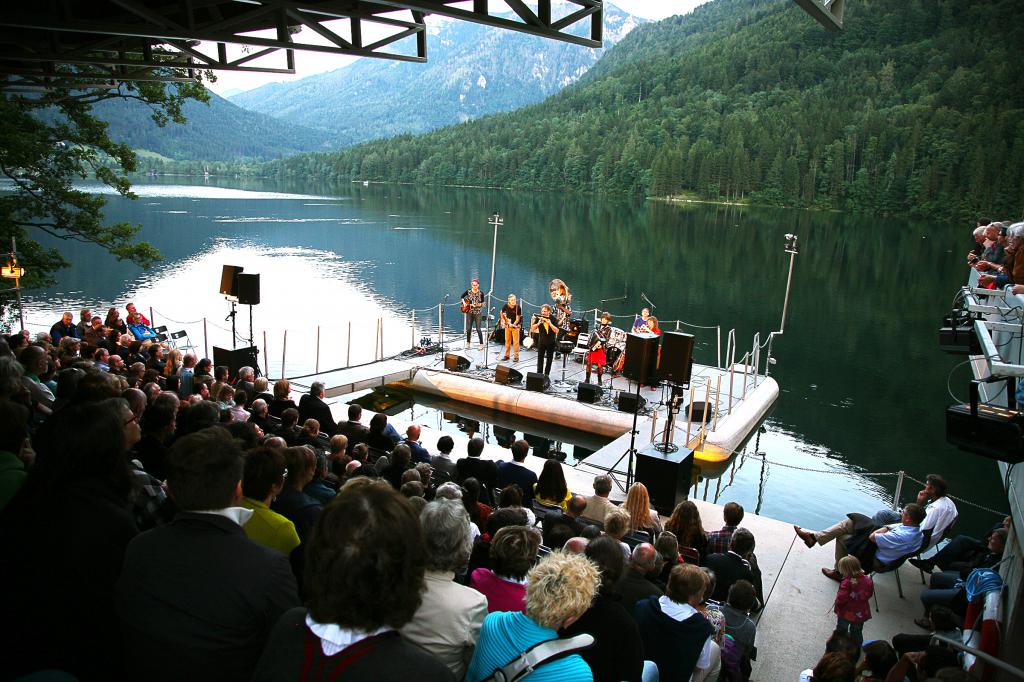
229 4 642 145
260 0 1024 220
93 90 331 162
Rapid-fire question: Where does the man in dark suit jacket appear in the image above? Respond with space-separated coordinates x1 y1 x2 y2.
703 527 763 607
235 366 256 406
620 543 665 617
542 494 588 546
496 438 539 507
456 437 498 504
116 428 299 682
297 381 337 435
337 403 370 448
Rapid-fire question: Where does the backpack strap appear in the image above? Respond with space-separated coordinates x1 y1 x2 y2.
484 633 595 682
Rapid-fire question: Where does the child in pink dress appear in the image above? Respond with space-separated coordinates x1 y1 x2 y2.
833 555 874 648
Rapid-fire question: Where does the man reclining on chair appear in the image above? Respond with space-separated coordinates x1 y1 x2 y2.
794 503 926 581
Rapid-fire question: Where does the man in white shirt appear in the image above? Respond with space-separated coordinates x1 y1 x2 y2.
581 474 617 525
871 473 958 546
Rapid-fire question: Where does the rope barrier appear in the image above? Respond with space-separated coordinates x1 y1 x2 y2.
150 308 207 326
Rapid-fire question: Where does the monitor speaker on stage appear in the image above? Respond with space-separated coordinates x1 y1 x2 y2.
495 364 523 385
526 372 550 392
622 333 659 384
237 273 261 305
219 265 243 297
659 331 695 384
577 382 602 404
444 353 471 372
635 444 694 516
212 346 260 379
617 392 646 414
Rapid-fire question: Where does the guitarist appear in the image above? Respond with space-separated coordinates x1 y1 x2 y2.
461 279 485 349
500 293 522 362
585 312 612 386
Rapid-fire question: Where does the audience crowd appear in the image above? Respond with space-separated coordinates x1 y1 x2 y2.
0 302 1004 681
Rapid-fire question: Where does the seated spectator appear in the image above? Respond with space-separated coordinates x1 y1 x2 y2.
337 403 370 448
796 504 926 577
534 458 571 510
344 442 374 480
704 528 764 605
177 353 196 398
0 401 28 512
973 222 1006 270
49 311 78 343
128 312 158 341
665 500 709 563
403 424 431 464
133 402 176 481
85 316 107 348
467 506 529 576
58 335 82 367
621 543 665 615
469 525 541 613
603 507 633 560
883 647 960 682
235 366 256 402
240 447 301 557
2 402 138 681
401 499 488 679
297 381 337 435
402 480 425 500
414 462 436 497
623 482 663 537
126 302 151 326
496 438 538 506
216 383 235 411
497 483 536 525
146 344 167 374
249 398 274 434
892 605 962 657
707 501 745 555
268 379 297 419
19 344 55 409
800 652 856 682
228 390 250 422
274 407 301 445
635 564 721 682
655 530 684 583
456 436 498 502
462 477 492 530
368 412 400 452
466 551 600 682
910 521 1008 575
105 306 127 335
431 434 458 482
75 308 93 338
542 493 588 546
327 433 349 476
248 373 271 402
564 536 649 682
382 443 413 490
271 446 323 543
855 640 898 682
252 484 452 681
868 474 957 548
721 579 758 679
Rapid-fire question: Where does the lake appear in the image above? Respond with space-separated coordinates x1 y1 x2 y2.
10 177 1007 532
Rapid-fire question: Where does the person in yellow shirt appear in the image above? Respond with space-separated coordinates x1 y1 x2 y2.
240 447 300 556
533 459 572 511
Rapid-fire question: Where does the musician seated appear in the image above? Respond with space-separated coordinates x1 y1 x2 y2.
633 308 651 333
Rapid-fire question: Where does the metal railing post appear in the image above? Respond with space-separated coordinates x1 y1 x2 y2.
741 353 749 399
438 304 442 343
728 364 735 415
675 320 680 331
893 471 905 510
716 326 721 369
379 318 385 360
281 330 287 379
752 333 760 388
149 306 154 328
712 376 722 431
262 331 268 378
411 310 416 349
347 321 352 368
651 411 658 442
315 325 321 375
203 318 209 359
685 390 696 444
699 380 711 443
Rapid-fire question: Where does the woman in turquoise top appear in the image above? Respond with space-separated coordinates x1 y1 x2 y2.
466 551 599 682
240 447 300 557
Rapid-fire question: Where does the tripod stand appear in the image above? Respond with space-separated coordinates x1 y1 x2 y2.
224 297 238 349
604 379 643 493
653 384 685 453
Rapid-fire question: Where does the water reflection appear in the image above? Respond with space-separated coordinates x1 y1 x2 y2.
13 178 1005 532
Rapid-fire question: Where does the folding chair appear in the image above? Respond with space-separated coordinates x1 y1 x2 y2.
532 499 563 521
870 539 925 611
152 325 168 335
170 329 195 352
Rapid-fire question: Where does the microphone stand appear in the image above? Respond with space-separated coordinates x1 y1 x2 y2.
439 294 448 356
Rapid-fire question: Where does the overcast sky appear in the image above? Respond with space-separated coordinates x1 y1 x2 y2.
205 1 710 95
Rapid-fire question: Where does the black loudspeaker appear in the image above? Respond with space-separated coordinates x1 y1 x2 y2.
617 392 646 413
495 364 523 385
659 331 695 384
526 372 550 392
636 444 695 516
622 333 659 384
212 346 260 378
219 265 243 297
237 273 261 305
444 353 471 372
577 382 602 404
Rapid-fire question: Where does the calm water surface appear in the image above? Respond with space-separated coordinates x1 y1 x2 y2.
14 178 1006 532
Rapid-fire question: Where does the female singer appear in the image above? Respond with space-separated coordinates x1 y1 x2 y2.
585 312 612 386
632 307 651 333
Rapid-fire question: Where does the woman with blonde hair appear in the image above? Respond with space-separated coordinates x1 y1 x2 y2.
622 482 664 537
162 349 183 378
665 500 709 562
268 378 297 418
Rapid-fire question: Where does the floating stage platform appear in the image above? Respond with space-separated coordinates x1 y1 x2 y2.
292 337 778 476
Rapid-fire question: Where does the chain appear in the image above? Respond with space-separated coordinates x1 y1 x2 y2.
738 451 902 476
151 308 207 326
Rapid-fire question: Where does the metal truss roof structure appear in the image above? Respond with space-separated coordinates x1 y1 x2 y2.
0 0 605 91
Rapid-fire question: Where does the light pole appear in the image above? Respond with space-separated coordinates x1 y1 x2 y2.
765 233 799 378
484 212 503 370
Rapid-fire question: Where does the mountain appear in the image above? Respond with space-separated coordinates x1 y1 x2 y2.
92 90 333 162
229 3 643 145
259 0 1024 221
